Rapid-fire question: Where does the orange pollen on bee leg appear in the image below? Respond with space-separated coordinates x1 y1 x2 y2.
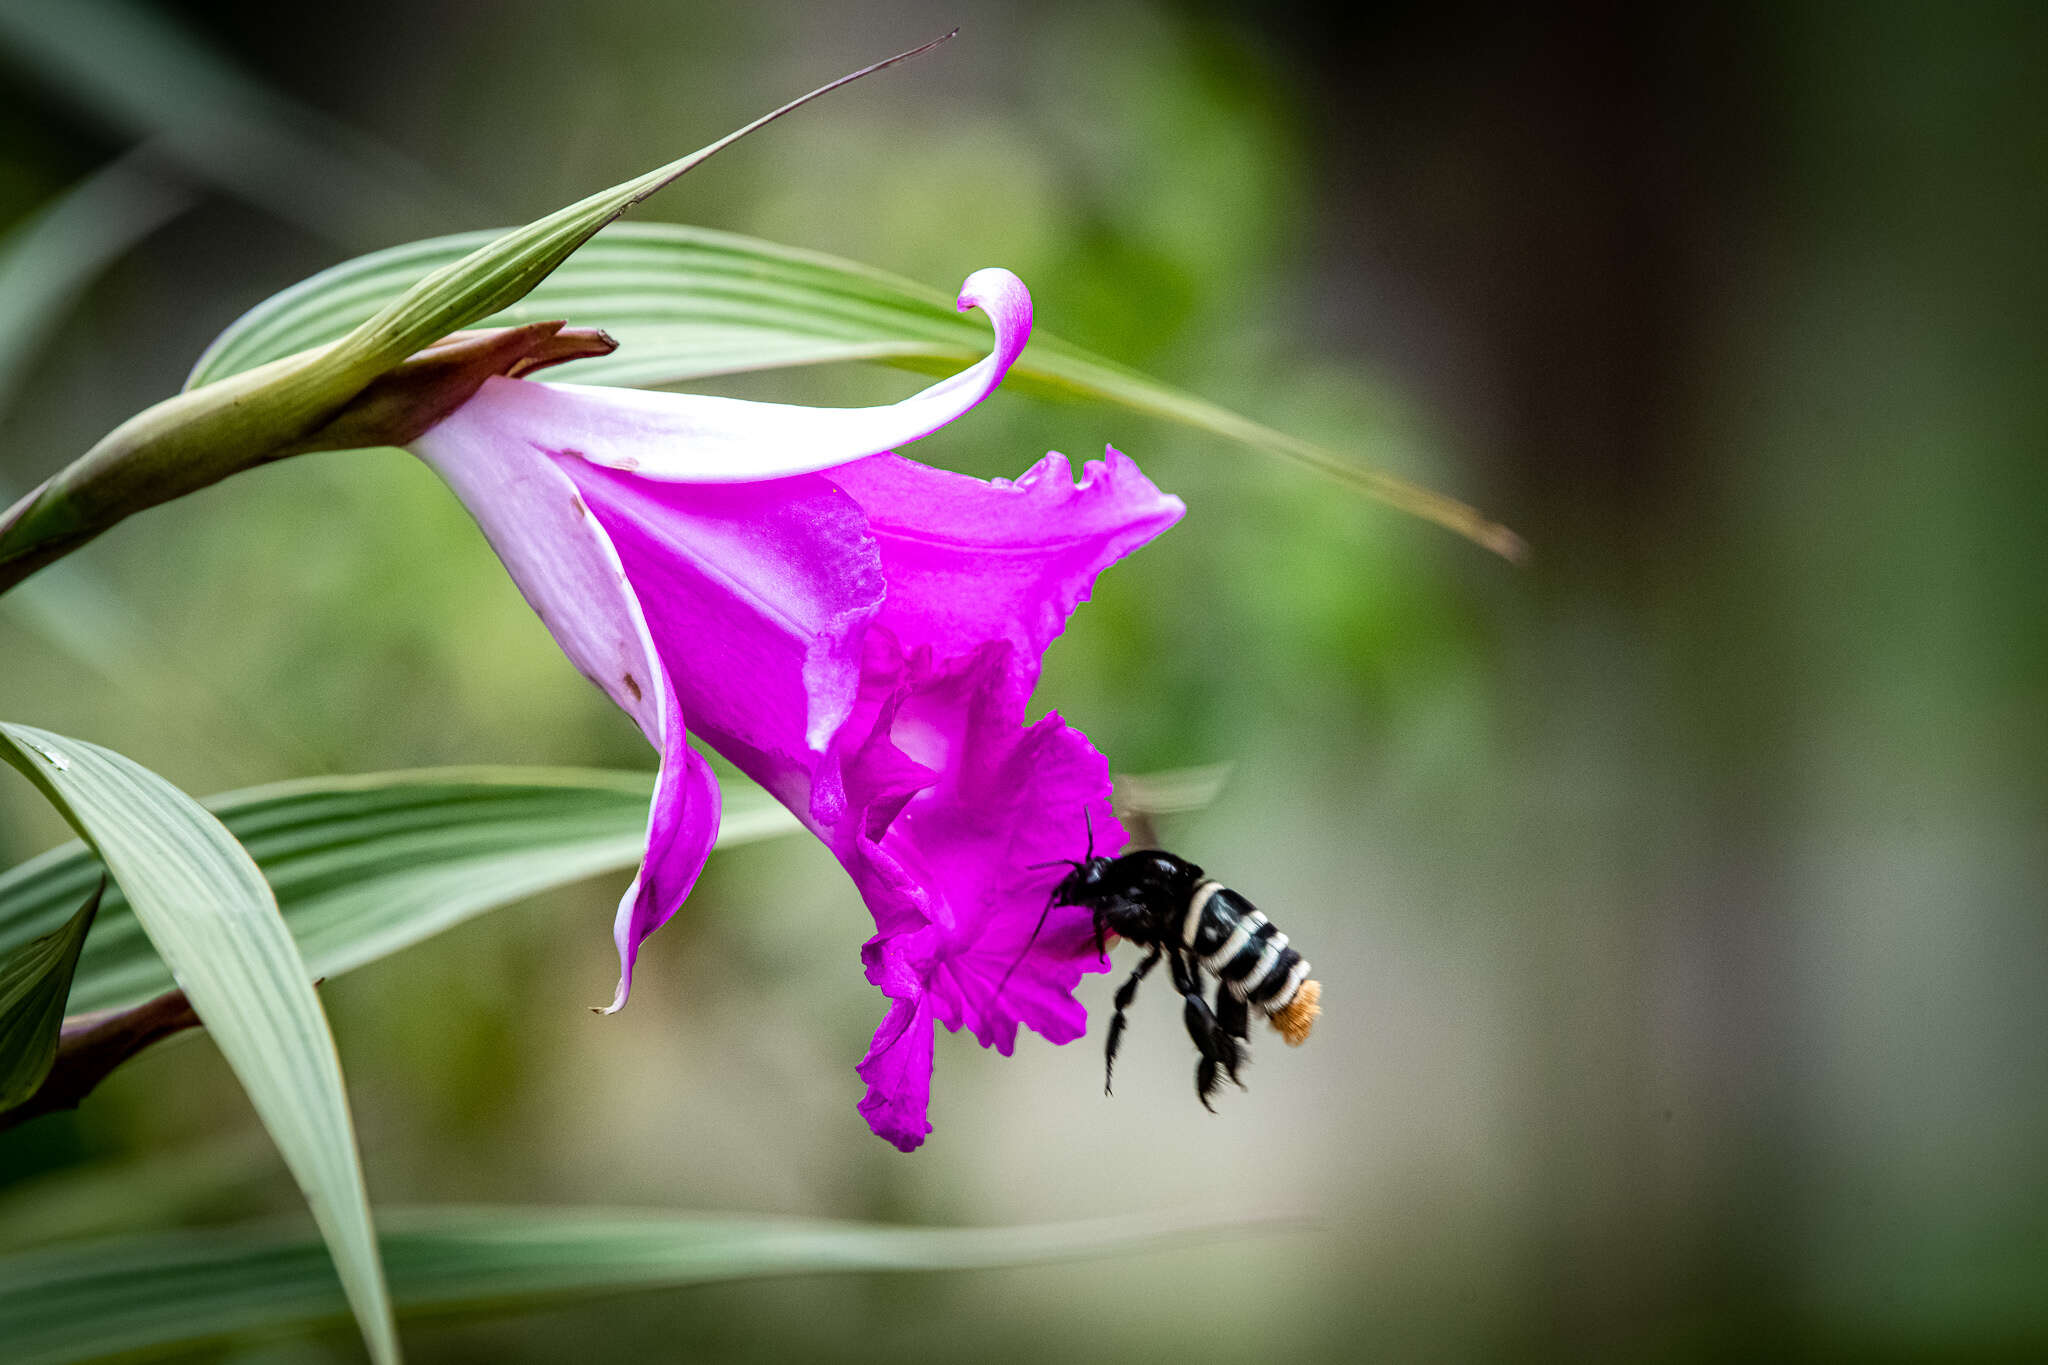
1270 979 1322 1046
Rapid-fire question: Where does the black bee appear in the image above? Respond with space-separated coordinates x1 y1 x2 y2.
1007 830 1322 1109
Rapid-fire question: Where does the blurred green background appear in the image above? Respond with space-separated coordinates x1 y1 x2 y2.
2 0 2045 1359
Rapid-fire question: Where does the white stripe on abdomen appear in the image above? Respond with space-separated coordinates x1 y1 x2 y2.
1235 933 1290 999
1201 911 1266 973
1182 881 1225 948
1265 956 1312 1012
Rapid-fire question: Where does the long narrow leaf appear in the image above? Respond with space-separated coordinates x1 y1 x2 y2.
187 222 1524 560
0 877 99 1110
0 1205 1250 1365
0 724 399 1365
0 766 798 1016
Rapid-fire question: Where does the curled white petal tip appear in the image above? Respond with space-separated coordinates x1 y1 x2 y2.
596 981 629 1016
956 268 1032 377
957 266 1022 304
957 267 1030 321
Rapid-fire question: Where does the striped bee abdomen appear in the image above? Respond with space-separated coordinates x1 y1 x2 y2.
1181 881 1311 1018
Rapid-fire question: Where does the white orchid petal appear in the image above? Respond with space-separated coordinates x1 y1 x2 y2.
410 405 665 740
438 268 1031 484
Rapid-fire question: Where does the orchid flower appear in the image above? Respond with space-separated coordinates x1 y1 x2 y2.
405 269 1184 1150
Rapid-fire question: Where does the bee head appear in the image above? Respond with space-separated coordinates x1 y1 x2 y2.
1031 805 1111 908
1050 856 1113 907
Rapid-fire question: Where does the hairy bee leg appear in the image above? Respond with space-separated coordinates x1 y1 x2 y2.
1171 952 1225 1112
1214 987 1251 1090
1103 947 1161 1096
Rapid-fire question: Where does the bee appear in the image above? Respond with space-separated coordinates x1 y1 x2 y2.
1006 825 1322 1109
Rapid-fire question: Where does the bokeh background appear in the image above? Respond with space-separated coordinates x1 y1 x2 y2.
3 0 2045 1359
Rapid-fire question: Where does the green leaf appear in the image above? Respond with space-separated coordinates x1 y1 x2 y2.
186 222 1525 561
0 1205 1247 1364
0 876 99 1112
0 766 798 1016
0 724 400 1365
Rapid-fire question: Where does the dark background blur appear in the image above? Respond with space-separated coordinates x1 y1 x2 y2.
2 1 2044 1359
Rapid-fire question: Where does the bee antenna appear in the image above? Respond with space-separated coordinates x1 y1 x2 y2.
997 808 1101 1000
994 888 1058 1000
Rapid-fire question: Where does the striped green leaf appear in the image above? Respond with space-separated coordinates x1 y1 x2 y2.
0 877 99 1111
186 223 1524 561
0 1205 1237 1364
0 767 798 1016
0 723 399 1365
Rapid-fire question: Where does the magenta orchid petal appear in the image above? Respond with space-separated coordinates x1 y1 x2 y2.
603 689 721 1014
818 451 1185 1144
852 681 1122 1053
405 264 1186 1149
566 448 1181 1148
411 410 725 1010
557 461 883 803
827 446 1187 685
856 988 937 1153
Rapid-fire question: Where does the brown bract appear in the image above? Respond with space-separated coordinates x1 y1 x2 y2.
274 322 617 457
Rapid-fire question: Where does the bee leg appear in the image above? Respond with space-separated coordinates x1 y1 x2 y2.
1214 987 1251 1090
1187 1013 1224 1111
1104 947 1161 1096
1171 952 1226 1112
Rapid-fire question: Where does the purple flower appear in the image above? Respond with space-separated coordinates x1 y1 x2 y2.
407 270 1184 1149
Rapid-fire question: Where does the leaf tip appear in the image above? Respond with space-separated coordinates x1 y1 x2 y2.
1483 522 1531 566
